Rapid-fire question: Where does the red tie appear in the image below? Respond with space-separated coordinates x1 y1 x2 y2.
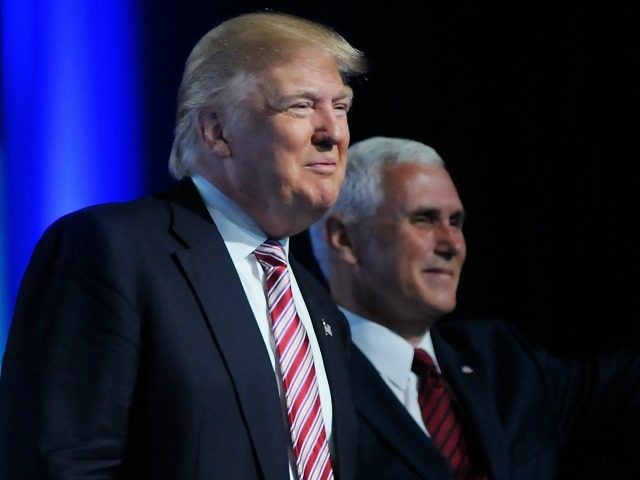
254 240 334 480
412 348 485 480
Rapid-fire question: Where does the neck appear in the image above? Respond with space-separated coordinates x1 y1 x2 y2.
331 275 439 344
335 296 434 346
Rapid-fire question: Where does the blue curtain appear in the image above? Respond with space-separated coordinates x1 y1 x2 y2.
1 0 143 357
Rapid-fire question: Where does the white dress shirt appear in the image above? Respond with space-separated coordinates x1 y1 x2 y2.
193 175 333 479
341 307 440 436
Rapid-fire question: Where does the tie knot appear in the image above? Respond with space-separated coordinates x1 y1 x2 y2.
412 348 443 386
254 239 287 269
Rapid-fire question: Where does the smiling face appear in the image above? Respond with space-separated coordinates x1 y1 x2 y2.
212 46 353 238
349 163 467 338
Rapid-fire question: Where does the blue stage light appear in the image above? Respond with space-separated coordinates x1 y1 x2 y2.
1 0 142 356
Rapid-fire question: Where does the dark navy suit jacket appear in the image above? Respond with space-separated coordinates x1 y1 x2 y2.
0 179 357 479
350 318 640 480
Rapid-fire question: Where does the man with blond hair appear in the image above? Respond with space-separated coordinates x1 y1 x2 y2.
0 12 366 479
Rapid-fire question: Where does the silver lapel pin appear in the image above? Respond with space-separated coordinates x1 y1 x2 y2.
321 318 333 336
461 365 474 374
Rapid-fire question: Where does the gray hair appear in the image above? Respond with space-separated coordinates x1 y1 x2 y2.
168 11 367 179
309 136 445 278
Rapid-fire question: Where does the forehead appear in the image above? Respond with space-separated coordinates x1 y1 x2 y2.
256 47 350 97
380 163 463 213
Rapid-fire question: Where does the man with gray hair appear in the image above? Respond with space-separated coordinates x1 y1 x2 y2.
309 136 640 479
0 12 366 479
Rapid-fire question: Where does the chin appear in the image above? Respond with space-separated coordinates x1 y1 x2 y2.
309 203 332 222
316 178 341 199
441 301 457 314
291 200 331 228
429 297 457 315
311 192 339 211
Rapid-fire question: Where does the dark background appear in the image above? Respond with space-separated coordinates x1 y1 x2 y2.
140 1 640 355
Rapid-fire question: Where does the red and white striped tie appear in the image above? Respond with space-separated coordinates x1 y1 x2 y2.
254 240 334 480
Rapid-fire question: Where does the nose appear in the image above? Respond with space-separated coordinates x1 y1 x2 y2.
312 107 348 149
434 222 465 261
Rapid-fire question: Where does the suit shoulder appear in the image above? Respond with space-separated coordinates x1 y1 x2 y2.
435 317 520 335
433 317 534 353
35 187 186 259
25 193 178 281
51 193 168 231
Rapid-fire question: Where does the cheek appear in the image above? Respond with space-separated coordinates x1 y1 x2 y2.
360 241 394 278
339 118 350 145
458 240 468 264
272 118 313 147
269 132 313 177
400 232 432 258
379 245 415 286
396 238 431 281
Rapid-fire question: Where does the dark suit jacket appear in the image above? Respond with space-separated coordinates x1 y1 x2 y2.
350 318 640 480
0 179 357 479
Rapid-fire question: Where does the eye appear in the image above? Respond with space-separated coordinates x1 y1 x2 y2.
283 101 314 118
410 211 438 227
289 101 313 111
450 212 465 229
333 102 351 115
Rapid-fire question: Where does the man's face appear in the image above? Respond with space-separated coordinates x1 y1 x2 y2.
352 163 467 331
221 47 353 238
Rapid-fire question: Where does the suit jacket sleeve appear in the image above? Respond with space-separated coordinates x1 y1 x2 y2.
542 346 640 477
0 208 144 478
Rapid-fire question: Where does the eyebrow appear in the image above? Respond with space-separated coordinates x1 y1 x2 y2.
411 207 466 220
277 85 354 104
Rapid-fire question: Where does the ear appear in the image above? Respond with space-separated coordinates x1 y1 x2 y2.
197 109 231 158
325 215 360 265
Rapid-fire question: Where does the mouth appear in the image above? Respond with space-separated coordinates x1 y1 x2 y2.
305 161 338 175
423 268 455 278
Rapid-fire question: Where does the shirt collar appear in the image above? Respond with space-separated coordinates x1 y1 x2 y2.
192 174 289 261
341 307 441 390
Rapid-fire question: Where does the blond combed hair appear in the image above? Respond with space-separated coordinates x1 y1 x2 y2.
168 11 367 179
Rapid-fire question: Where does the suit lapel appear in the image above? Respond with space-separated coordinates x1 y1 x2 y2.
351 345 454 479
433 326 509 480
166 180 290 480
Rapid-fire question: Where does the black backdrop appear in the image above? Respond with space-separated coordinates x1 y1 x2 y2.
140 1 640 355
